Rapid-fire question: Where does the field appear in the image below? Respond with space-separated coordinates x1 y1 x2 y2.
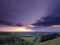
22 36 35 43
0 32 60 45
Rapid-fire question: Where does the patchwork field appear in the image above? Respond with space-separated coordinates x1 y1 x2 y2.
22 36 35 43
0 32 60 45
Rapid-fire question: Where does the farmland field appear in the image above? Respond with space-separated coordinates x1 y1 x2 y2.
0 32 60 45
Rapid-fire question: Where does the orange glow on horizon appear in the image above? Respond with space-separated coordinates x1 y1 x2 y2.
14 26 34 32
0 26 34 32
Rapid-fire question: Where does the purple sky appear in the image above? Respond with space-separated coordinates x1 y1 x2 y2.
0 0 60 25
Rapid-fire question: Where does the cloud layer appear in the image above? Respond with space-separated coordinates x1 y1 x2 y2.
33 5 60 26
0 21 23 26
0 0 60 25
0 21 13 26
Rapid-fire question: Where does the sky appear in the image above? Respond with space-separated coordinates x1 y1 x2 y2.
0 0 60 32
0 0 60 25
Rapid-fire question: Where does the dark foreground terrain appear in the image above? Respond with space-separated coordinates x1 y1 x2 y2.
0 32 60 45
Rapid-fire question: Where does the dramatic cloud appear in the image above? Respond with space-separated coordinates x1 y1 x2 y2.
0 21 23 26
0 0 60 25
32 5 60 26
0 21 13 26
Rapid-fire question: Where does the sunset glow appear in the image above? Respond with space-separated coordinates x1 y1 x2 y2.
14 26 34 32
51 25 60 28
25 25 35 27
0 26 34 32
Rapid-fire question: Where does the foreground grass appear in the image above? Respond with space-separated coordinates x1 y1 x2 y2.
35 37 60 45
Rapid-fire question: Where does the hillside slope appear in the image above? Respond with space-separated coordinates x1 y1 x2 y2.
35 37 60 45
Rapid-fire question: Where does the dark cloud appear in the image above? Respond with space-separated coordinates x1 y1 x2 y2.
0 21 13 26
16 23 23 26
32 5 60 26
0 21 23 26
0 0 58 25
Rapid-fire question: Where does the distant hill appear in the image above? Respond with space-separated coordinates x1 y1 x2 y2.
11 32 56 35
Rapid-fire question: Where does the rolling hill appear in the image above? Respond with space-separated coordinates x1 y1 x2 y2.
35 37 60 45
